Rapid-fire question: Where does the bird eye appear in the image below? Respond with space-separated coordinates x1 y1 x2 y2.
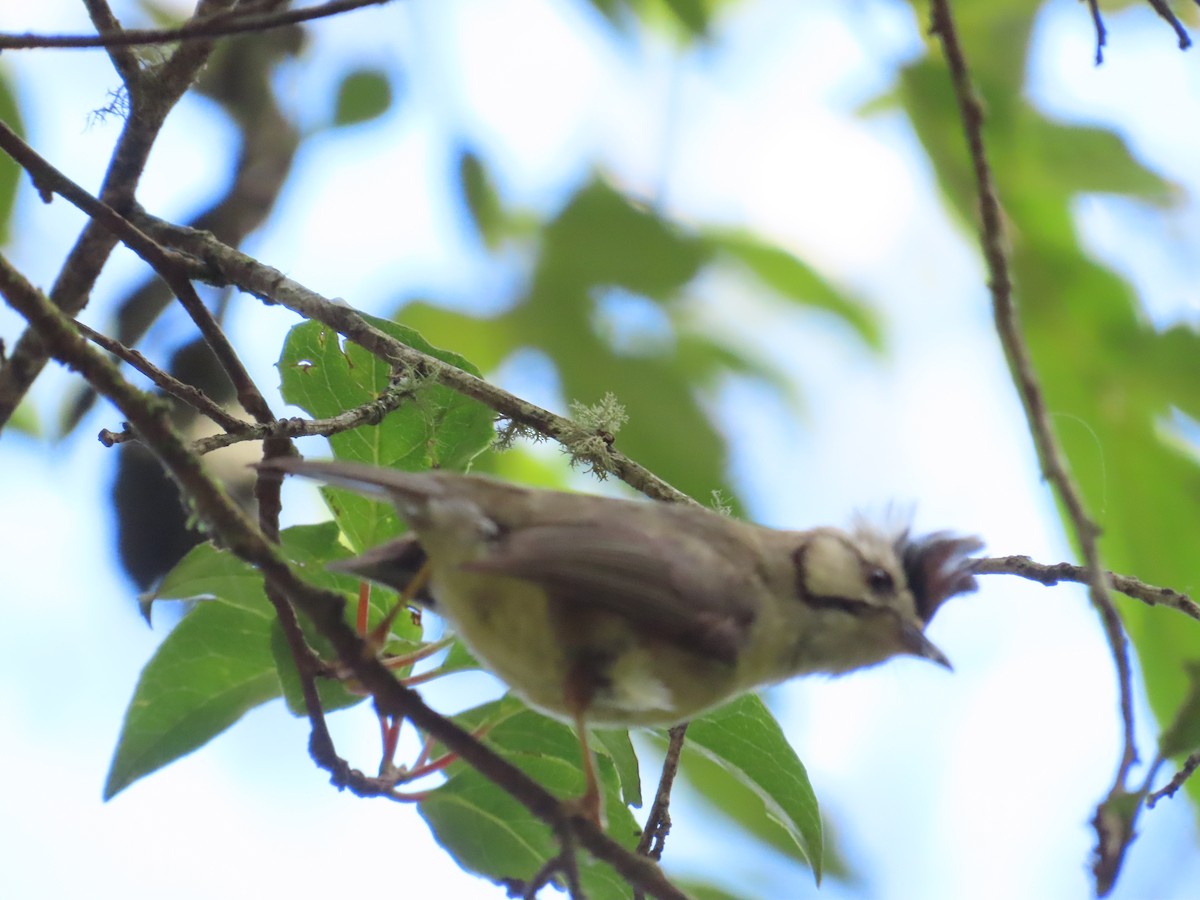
866 567 894 594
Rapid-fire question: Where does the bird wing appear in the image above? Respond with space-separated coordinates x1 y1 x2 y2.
459 520 758 665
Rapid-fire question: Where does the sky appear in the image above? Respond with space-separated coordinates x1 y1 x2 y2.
1 0 1199 898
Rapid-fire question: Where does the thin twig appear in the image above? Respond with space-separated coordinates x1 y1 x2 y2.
637 725 688 860
1146 751 1200 808
927 3 1138 892
521 828 584 900
1143 0 1193 50
0 0 391 50
74 318 249 433
632 725 689 900
1085 0 1107 65
973 556 1200 623
191 383 420 454
82 0 142 86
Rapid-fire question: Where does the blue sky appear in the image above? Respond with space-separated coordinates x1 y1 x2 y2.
2 1 1199 897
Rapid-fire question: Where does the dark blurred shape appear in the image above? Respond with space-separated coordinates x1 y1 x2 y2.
113 339 257 590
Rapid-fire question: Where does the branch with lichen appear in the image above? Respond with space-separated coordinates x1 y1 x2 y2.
0 248 691 900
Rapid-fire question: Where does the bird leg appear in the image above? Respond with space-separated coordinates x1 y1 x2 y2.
365 559 433 656
357 561 434 775
563 663 604 828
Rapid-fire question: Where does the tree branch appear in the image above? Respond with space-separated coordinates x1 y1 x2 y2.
0 0 392 50
74 318 249 434
974 556 1200 623
636 723 689 896
82 0 142 85
1146 751 1200 808
0 118 275 429
189 384 422 454
0 252 689 900
928 1 1138 892
135 215 697 505
0 0 238 431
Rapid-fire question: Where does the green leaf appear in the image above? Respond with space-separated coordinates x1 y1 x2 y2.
596 728 643 808
1017 114 1170 201
439 634 483 675
277 316 494 549
147 540 272 616
681 695 822 881
109 525 383 798
333 68 393 127
105 544 280 798
419 703 640 896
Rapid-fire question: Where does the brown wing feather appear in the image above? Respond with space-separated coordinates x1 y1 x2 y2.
460 521 757 665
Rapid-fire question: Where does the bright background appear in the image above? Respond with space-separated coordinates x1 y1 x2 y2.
2 0 1199 897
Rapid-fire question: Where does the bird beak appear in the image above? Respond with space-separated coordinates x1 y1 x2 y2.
901 622 953 671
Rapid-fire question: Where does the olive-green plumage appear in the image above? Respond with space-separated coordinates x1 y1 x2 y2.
261 458 981 728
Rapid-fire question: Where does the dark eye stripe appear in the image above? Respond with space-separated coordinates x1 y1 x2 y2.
805 594 875 615
831 534 898 596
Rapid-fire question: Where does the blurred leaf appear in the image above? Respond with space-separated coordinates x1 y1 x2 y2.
1159 662 1200 758
893 0 1200 818
0 70 25 245
333 68 393 127
673 330 796 402
516 179 731 504
532 179 706 302
681 695 822 881
586 0 715 39
419 704 639 896
397 301 523 372
5 397 40 437
398 172 886 508
704 229 882 350
1017 114 1171 201
134 0 187 27
660 0 711 37
1149 325 1200 423
459 149 506 249
670 882 746 900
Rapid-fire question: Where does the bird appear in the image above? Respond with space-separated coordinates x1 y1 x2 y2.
259 456 982 822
